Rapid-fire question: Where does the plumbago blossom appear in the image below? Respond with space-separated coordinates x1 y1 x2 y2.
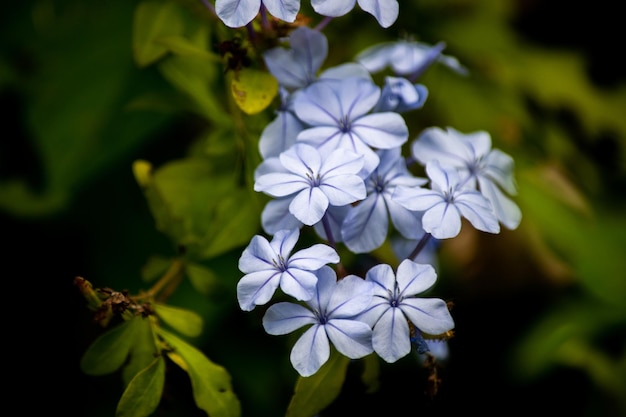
216 0 300 28
263 266 374 376
215 0 399 28
237 228 339 311
228 0 522 383
294 75 409 176
411 126 522 229
341 147 427 253
358 259 454 363
254 143 366 226
393 160 500 240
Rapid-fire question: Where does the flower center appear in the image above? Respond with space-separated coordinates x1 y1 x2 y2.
338 115 352 133
272 254 288 271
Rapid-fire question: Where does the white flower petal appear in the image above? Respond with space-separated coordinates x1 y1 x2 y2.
290 324 330 376
290 187 329 225
326 319 373 358
215 0 261 27
400 298 454 335
422 202 462 239
371 307 411 362
263 302 317 335
236 270 280 311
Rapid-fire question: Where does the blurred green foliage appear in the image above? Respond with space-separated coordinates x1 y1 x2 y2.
2 0 624 416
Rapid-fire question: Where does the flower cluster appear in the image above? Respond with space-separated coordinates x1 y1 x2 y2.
226 4 521 376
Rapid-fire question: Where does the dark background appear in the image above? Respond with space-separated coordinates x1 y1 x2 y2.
2 0 624 416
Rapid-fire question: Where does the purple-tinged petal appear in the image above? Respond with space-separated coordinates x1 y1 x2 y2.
254 172 309 196
327 275 374 317
392 185 442 211
357 0 399 28
270 228 299 258
238 235 277 273
290 187 329 225
263 0 300 22
395 259 436 296
279 268 319 301
351 112 408 149
215 0 261 27
280 143 322 175
259 111 303 159
325 319 373 358
421 202 462 239
289 244 340 269
261 198 303 235
341 194 389 253
454 192 500 234
263 302 317 335
371 307 411 362
236 270 281 311
311 0 356 17
290 324 330 376
400 298 454 335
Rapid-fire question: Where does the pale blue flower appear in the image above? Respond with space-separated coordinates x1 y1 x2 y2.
263 266 374 376
237 228 339 311
411 126 522 229
258 88 304 159
293 76 409 176
358 259 454 363
356 39 468 78
311 0 399 28
254 143 366 225
263 26 328 91
341 147 427 253
216 0 300 28
392 160 500 239
260 197 303 235
373 76 429 113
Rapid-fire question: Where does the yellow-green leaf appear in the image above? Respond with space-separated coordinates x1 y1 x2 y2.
286 348 350 417
231 68 279 115
132 159 153 188
154 302 203 338
80 318 141 376
122 317 158 386
117 357 166 417
140 255 173 283
159 328 241 417
186 262 218 295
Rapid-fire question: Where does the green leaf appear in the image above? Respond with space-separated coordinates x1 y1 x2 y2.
138 157 261 260
230 68 279 115
286 348 350 417
158 53 229 124
0 1 173 218
122 317 159 386
140 255 174 283
154 302 203 338
117 357 166 417
186 262 219 295
158 328 241 417
511 299 626 403
155 35 221 62
360 354 380 394
199 188 262 259
80 318 142 376
132 0 185 67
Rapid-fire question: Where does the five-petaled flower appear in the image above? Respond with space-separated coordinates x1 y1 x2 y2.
262 266 374 376
411 126 522 230
237 228 339 311
293 76 409 176
392 160 500 239
358 259 454 363
254 143 366 226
